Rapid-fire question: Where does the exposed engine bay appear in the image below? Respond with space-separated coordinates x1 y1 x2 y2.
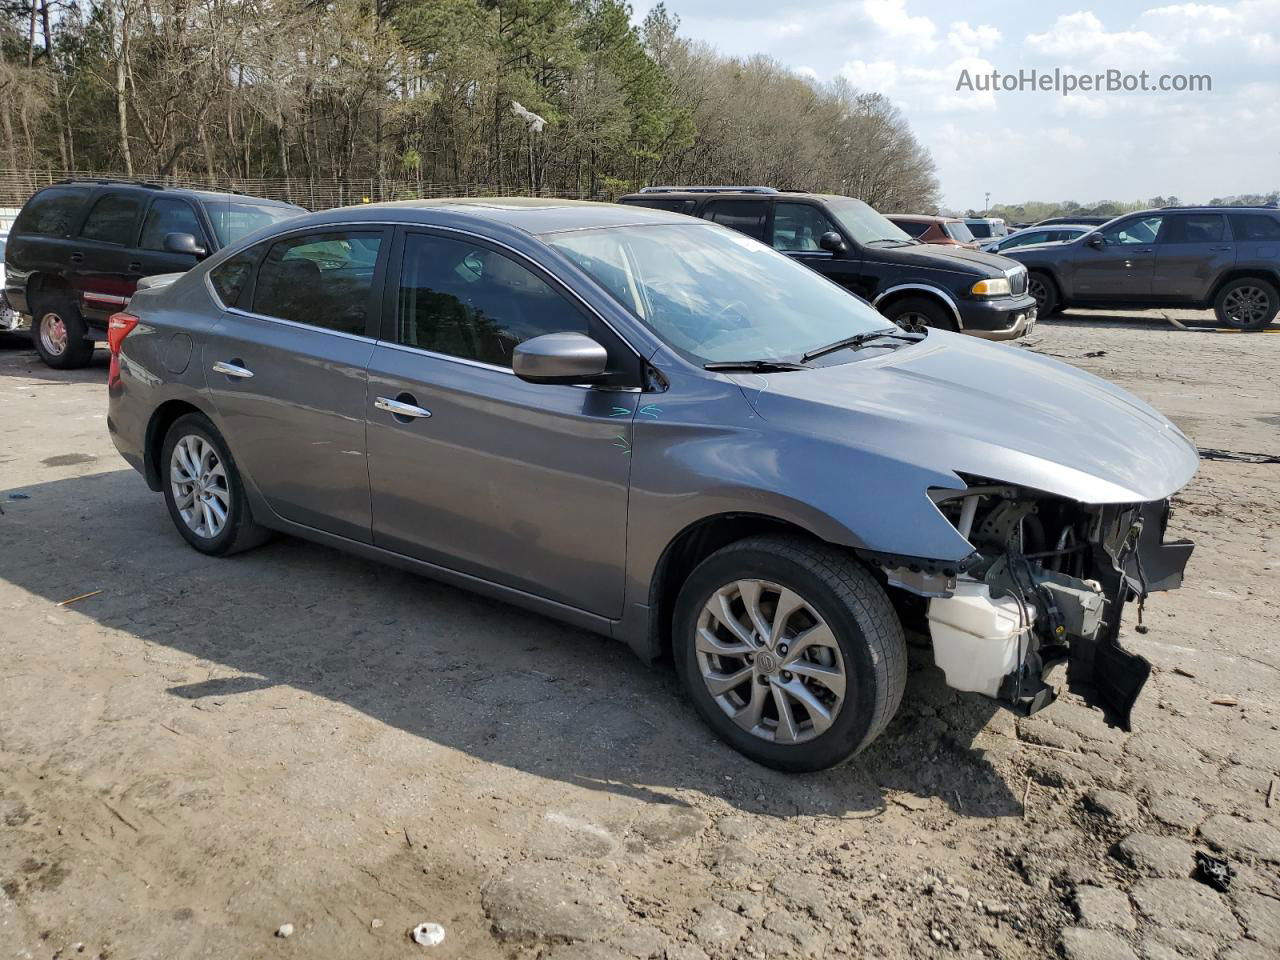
876 480 1195 725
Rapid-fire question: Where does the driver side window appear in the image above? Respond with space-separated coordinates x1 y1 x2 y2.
1101 216 1163 245
773 203 839 252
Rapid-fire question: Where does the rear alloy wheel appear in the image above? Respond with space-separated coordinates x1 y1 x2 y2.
1026 272 1060 317
1215 278 1278 331
32 295 94 368
673 534 907 771
882 295 957 333
161 413 268 556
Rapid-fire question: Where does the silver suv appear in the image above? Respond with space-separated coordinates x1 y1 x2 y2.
107 199 1197 770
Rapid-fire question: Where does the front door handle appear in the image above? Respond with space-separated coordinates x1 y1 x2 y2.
128 260 143 272
212 360 254 379
375 395 432 420
69 251 84 263
1210 245 1231 251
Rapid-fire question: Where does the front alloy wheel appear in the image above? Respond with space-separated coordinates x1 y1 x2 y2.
696 579 846 744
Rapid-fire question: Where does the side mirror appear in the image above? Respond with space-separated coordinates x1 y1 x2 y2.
513 332 608 385
164 232 207 258
1087 233 1105 249
818 231 847 254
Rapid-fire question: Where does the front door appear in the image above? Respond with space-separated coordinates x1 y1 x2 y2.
1153 213 1234 302
132 195 208 282
769 200 869 298
1071 214 1163 299
365 229 637 617
204 227 389 542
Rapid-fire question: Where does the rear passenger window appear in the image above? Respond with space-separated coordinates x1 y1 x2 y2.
397 233 587 368
705 200 767 241
13 186 88 236
623 198 696 214
209 245 264 308
1228 214 1280 241
252 232 383 335
893 221 928 238
140 198 203 250
1162 214 1226 244
79 193 142 244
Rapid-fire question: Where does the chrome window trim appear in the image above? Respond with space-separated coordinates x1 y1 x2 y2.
872 283 965 329
223 304 378 344
203 218 647 369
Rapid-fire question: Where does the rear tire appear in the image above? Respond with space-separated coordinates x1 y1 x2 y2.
881 295 957 333
161 413 269 556
672 534 907 772
31 294 94 368
1215 277 1278 330
1027 271 1060 317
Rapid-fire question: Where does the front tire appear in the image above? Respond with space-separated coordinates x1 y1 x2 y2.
32 295 94 368
1215 278 1278 330
881 295 957 333
673 535 907 772
1027 271 1060 317
161 413 268 556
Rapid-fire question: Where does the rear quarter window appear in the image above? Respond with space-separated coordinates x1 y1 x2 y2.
619 197 696 214
12 186 89 236
208 244 265 308
1229 214 1280 241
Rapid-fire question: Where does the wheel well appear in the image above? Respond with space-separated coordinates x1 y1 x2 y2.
27 273 71 312
648 514 824 659
875 287 953 319
1210 269 1280 302
144 400 203 491
1026 267 1061 297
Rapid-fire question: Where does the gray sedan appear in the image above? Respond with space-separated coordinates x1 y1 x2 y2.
107 199 1197 770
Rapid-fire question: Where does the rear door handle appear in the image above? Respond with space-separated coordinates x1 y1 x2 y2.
375 395 432 419
128 260 143 272
212 360 254 379
1210 245 1231 251
69 251 84 263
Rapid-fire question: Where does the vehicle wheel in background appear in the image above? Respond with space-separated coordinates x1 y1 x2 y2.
882 295 958 333
672 534 907 772
161 413 269 556
31 294 94 368
1215 278 1278 330
1026 272 1060 317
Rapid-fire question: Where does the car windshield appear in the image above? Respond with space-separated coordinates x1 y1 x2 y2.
944 222 975 243
201 200 302 246
824 198 914 247
545 223 892 364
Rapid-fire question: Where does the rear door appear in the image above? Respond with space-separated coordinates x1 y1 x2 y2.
70 189 145 320
203 227 389 542
703 198 769 243
364 228 639 616
1071 214 1163 299
1153 214 1233 302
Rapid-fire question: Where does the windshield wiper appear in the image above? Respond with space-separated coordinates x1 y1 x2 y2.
703 359 808 373
800 328 913 363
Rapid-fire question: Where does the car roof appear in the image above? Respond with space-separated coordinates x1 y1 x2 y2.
888 214 958 223
617 189 855 204
39 180 302 209
281 196 697 235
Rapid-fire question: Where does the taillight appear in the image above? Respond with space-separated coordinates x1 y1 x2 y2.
107 311 140 388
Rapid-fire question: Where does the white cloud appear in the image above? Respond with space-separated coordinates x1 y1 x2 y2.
863 0 938 45
947 21 1002 52
1026 11 1177 63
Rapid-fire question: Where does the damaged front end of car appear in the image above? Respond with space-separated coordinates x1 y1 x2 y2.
871 480 1194 727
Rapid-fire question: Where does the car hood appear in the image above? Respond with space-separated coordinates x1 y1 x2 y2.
733 332 1198 504
876 243 1021 276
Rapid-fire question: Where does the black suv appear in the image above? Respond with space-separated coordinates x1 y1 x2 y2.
6 180 305 367
617 187 1038 339
1007 206 1280 330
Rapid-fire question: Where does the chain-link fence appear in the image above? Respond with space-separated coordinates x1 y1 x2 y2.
0 170 611 211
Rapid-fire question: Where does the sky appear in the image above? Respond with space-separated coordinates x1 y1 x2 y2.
631 0 1280 210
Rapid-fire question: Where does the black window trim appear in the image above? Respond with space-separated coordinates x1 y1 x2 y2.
378 223 645 383
78 188 146 246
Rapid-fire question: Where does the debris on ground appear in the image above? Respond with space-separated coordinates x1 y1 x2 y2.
409 922 446 946
1194 851 1233 893
275 923 294 939
56 589 104 607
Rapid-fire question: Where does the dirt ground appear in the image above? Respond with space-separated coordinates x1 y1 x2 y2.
1 309 1278 960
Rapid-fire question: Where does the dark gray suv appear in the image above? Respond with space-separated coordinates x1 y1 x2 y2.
1006 206 1280 329
107 199 1196 770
